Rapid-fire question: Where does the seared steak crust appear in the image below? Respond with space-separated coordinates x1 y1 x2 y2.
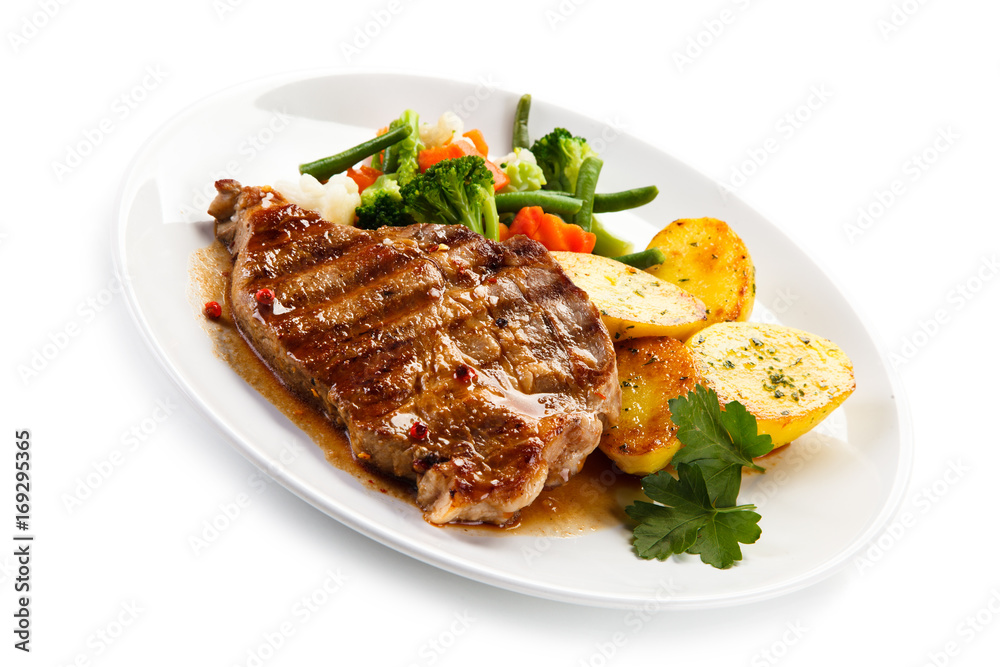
211 179 619 524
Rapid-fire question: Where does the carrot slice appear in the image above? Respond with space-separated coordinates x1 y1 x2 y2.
346 165 382 192
508 206 542 238
417 143 467 172
462 129 489 156
507 206 596 253
482 156 509 192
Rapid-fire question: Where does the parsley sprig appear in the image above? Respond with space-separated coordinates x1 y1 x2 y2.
625 384 774 569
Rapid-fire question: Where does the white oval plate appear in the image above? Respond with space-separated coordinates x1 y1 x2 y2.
115 71 911 609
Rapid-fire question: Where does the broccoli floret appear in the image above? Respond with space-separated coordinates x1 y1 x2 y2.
496 147 546 193
400 155 500 240
530 127 598 192
354 175 411 230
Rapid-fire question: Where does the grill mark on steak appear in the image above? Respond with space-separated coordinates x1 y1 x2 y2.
265 243 419 311
312 269 577 406
210 179 619 524
259 230 492 373
275 259 445 355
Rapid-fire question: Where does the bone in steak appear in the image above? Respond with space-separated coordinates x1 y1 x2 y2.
209 180 620 525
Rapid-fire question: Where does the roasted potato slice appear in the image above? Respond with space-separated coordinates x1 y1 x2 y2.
551 251 708 341
687 322 855 446
646 217 755 323
599 337 702 475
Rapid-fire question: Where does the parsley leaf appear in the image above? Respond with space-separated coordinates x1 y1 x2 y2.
626 383 774 568
627 464 762 568
669 384 773 505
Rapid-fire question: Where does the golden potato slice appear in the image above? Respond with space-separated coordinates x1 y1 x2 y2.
551 251 708 341
687 322 855 446
600 337 702 475
646 217 755 323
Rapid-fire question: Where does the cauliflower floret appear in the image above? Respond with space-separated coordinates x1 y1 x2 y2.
419 111 464 148
273 173 360 226
495 147 546 193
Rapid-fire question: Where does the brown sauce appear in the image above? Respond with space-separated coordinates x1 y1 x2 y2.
188 241 640 537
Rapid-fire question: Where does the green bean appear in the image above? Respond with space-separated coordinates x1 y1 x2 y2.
544 186 658 213
495 191 582 216
299 124 410 181
512 94 531 150
381 138 400 174
591 216 635 257
610 247 666 270
572 157 603 232
592 185 659 213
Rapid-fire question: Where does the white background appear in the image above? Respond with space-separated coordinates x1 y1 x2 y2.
3 0 999 665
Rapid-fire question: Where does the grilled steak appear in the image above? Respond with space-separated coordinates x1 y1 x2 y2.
209 180 619 524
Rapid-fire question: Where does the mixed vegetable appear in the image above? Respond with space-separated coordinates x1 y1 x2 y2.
294 95 660 265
